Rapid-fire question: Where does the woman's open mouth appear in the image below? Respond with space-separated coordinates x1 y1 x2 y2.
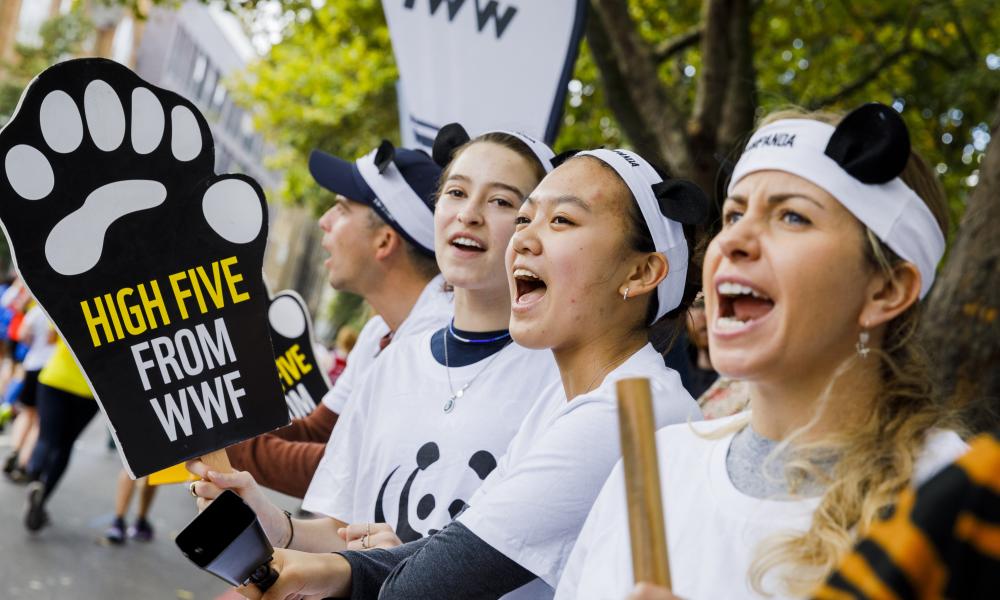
513 267 547 307
715 280 774 333
450 235 486 253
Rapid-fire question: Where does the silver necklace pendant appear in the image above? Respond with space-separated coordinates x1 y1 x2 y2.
444 384 469 413
442 329 503 414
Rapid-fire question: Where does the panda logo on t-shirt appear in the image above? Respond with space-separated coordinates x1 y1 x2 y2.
374 441 497 542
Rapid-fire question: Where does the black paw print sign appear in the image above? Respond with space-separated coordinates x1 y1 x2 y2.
266 290 330 419
0 58 288 477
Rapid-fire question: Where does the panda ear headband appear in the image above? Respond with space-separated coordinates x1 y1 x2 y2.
729 103 944 298
432 123 556 173
576 148 708 323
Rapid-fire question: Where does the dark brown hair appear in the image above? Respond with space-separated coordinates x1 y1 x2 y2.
436 132 548 200
571 155 703 350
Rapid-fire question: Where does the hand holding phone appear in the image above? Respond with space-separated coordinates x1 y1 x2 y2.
176 489 278 591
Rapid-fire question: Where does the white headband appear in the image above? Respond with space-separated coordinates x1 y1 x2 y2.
579 149 689 322
356 149 435 253
495 130 555 173
729 119 944 298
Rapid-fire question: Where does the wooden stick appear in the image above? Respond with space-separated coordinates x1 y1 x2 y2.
616 377 671 588
199 448 234 474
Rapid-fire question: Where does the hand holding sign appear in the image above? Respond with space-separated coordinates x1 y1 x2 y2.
185 458 289 547
0 58 288 477
149 290 326 485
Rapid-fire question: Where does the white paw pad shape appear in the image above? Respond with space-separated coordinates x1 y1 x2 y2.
2 80 262 276
268 295 308 340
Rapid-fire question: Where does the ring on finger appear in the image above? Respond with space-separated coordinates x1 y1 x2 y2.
362 534 370 549
188 481 198 498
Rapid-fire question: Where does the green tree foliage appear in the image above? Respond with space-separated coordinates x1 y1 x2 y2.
218 0 997 233
226 0 398 213
586 0 997 235
554 40 626 151
325 289 369 338
739 0 998 236
0 10 93 124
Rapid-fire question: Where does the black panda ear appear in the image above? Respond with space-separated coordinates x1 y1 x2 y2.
373 139 396 174
432 123 471 168
550 149 580 168
652 179 709 225
824 103 910 184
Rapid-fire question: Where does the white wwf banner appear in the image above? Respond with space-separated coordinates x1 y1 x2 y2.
382 0 586 150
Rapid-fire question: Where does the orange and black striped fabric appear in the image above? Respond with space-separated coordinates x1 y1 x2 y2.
813 430 1000 600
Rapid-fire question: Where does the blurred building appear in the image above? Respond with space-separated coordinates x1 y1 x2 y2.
134 1 277 189
0 0 333 332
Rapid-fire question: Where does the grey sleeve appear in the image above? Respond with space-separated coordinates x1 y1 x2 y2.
336 521 536 599
335 537 428 599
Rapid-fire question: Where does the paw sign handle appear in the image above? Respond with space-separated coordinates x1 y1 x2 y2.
0 58 288 478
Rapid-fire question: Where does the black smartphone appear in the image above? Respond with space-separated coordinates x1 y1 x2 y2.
175 489 276 588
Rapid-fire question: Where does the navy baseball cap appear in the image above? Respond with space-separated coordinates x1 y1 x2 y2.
309 140 441 256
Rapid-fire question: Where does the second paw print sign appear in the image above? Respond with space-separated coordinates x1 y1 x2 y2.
267 290 331 419
0 58 288 477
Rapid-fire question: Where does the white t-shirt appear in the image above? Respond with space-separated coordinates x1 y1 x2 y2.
303 331 559 541
321 275 452 414
556 414 969 600
20 305 54 372
457 344 701 599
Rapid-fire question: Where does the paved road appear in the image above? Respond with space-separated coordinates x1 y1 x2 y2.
0 416 299 600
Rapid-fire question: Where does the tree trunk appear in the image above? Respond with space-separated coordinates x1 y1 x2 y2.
686 0 732 195
716 0 756 163
585 14 667 168
588 0 692 175
922 95 1000 433
704 0 756 217
590 0 757 208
